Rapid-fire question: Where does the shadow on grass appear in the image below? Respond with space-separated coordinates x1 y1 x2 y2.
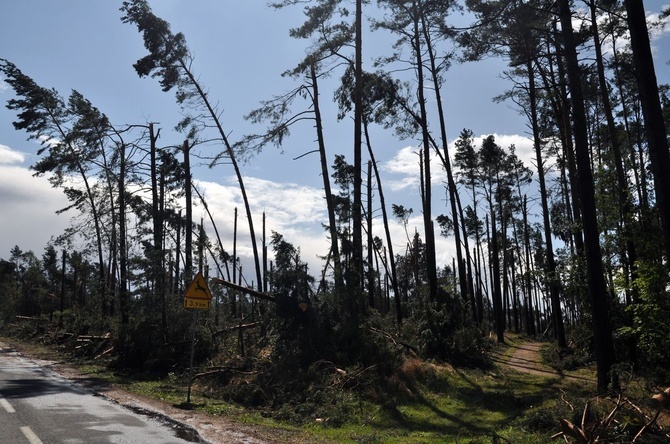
368 369 549 438
174 401 206 410
372 398 489 437
365 344 599 441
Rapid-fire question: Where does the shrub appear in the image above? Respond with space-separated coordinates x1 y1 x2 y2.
619 261 670 381
402 294 489 367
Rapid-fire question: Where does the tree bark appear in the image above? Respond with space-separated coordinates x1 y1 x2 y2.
558 0 616 392
363 123 402 325
528 60 566 348
490 210 505 343
184 141 193 285
149 123 167 337
412 1 438 303
310 63 344 293
118 141 129 325
421 4 469 309
623 0 670 261
367 160 375 308
351 0 364 309
523 196 535 336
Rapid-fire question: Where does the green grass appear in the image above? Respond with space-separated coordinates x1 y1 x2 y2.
254 359 594 443
1 335 599 443
288 341 599 444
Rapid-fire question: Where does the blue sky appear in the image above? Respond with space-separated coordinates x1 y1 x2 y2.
1 1 669 279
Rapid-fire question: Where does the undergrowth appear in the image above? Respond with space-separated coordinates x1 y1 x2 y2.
3 318 670 443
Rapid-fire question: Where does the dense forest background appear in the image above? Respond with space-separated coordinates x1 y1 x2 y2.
1 0 670 430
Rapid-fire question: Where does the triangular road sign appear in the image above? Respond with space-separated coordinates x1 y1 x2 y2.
184 272 213 300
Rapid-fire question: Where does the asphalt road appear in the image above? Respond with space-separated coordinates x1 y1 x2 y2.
0 344 203 444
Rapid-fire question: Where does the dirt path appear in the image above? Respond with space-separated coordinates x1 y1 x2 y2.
506 342 559 377
503 341 670 434
503 340 595 384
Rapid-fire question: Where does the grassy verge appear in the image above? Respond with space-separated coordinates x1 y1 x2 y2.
1 333 602 443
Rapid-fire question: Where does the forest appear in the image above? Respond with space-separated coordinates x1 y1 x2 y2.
1 0 670 442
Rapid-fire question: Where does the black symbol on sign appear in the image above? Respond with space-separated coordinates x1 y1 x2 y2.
196 281 208 295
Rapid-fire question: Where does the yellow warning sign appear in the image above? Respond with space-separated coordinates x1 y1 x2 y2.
184 297 211 310
184 272 213 300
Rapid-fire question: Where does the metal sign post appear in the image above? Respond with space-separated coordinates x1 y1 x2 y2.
183 272 212 405
186 310 197 405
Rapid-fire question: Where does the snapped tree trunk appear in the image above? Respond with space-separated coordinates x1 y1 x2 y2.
310 63 344 293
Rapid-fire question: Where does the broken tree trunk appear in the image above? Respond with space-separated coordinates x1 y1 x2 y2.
210 278 276 303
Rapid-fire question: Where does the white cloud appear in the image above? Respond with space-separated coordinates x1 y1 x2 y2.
476 133 536 170
0 144 25 165
648 8 670 41
0 135 532 278
374 133 545 269
596 6 670 56
381 146 422 191
195 176 327 231
193 174 461 278
382 133 538 192
383 145 421 176
193 176 331 276
0 165 71 259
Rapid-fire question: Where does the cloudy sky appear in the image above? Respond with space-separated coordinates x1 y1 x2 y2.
1 1 669 279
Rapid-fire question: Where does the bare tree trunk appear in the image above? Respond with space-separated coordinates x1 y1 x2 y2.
501 210 509 332
474 245 484 324
59 250 66 327
232 207 238 318
351 0 364 310
490 210 505 343
149 123 167 337
510 254 519 333
184 141 193 284
558 0 616 392
198 219 205 275
538 24 585 255
523 196 536 336
310 63 344 293
118 141 129 325
263 212 268 293
473 185 486 324
411 2 438 303
528 60 566 348
611 41 648 209
422 8 470 310
624 0 670 260
174 210 181 295
589 1 638 305
367 161 375 308
192 185 231 281
363 122 402 325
